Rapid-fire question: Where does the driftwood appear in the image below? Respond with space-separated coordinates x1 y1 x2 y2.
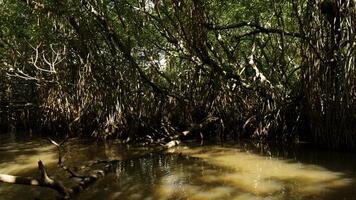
47 138 120 198
0 137 117 199
182 115 221 138
163 140 181 148
0 160 69 197
0 136 182 199
159 115 221 149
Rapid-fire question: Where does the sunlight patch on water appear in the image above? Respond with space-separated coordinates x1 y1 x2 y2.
0 144 57 175
0 141 59 200
1 137 353 200
159 146 352 200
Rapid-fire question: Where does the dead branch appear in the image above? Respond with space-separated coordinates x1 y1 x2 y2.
0 160 69 197
0 137 176 199
29 43 55 74
181 115 220 137
163 140 180 148
37 160 69 196
47 136 68 165
0 159 117 198
45 138 121 197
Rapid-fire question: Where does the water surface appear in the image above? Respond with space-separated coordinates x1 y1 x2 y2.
0 134 355 199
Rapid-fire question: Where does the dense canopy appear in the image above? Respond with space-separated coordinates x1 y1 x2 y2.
0 0 355 149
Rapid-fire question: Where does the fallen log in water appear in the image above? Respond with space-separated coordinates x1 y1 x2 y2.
0 137 117 199
180 115 222 141
0 160 69 197
0 161 118 199
0 136 183 199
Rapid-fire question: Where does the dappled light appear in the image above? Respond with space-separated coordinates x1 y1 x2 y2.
1 0 355 149
0 135 356 199
0 0 355 198
160 146 352 199
0 141 57 175
78 144 355 200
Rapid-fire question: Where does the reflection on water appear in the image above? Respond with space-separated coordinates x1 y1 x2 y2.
0 134 356 200
79 144 356 200
159 146 353 200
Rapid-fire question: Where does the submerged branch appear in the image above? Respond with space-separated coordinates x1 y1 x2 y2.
0 134 186 198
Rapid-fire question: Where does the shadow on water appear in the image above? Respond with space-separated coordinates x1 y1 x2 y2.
0 133 126 199
1 134 356 200
0 133 59 200
78 144 356 200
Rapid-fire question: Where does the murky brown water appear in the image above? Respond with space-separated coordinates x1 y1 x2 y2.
0 133 356 200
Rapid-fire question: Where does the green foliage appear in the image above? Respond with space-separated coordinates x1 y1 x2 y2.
0 0 355 149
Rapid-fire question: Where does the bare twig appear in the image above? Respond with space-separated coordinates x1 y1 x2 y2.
47 136 68 165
